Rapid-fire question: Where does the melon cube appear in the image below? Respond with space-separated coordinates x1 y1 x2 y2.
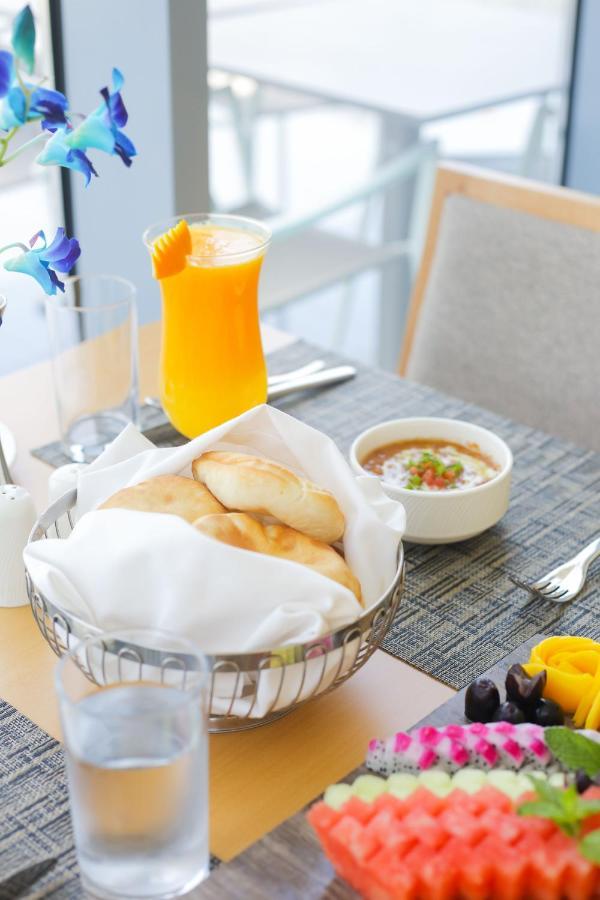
401 808 446 849
457 846 494 900
521 815 558 840
562 849 600 900
366 844 418 900
353 774 388 803
479 808 523 845
419 770 453 797
323 783 353 810
402 786 444 816
373 792 406 817
307 801 341 834
444 788 485 816
481 836 528 900
343 795 377 824
387 773 418 799
365 808 397 843
475 786 514 813
418 843 459 899
452 768 489 794
330 815 379 863
438 806 486 845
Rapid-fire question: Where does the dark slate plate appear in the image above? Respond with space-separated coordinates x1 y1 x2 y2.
196 636 544 899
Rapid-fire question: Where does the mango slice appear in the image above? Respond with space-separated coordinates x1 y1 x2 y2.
525 635 600 728
574 666 600 728
586 689 600 731
151 219 192 279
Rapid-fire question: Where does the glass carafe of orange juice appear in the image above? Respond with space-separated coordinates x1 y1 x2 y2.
144 214 271 438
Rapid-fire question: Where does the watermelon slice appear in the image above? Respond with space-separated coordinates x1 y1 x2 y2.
307 784 600 899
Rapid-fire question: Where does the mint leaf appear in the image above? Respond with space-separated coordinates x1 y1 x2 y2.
518 800 566 819
517 799 577 835
561 784 581 818
579 829 600 865
545 727 600 777
529 775 565 805
11 5 35 74
519 781 591 838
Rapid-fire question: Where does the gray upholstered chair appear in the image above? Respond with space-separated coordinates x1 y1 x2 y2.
399 164 600 451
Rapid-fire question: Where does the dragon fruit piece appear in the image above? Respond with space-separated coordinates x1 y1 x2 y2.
366 738 390 774
415 726 443 747
366 722 569 776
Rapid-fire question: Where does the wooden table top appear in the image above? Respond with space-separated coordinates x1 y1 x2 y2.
0 321 453 862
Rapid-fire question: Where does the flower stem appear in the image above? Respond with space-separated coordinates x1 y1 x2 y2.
0 59 37 167
0 130 47 165
14 60 32 119
0 242 29 258
0 127 20 165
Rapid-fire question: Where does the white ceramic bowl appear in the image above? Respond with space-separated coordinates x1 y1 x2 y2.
350 417 513 544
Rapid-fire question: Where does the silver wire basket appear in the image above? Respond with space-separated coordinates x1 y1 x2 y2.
26 488 404 732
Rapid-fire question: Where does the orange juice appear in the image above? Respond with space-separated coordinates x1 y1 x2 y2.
146 215 270 438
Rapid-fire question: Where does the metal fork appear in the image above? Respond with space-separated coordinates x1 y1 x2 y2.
510 536 600 603
143 359 328 410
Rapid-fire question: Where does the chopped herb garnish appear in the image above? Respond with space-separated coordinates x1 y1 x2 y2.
517 730 600 864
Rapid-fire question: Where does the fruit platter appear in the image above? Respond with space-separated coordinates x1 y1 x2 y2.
199 635 600 899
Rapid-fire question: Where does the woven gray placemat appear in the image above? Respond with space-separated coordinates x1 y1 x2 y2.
0 700 220 899
0 701 79 899
30 339 600 688
268 343 600 688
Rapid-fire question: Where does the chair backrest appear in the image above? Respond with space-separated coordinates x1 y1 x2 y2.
399 164 600 451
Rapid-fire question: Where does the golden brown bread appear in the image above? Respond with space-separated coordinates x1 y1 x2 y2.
99 474 225 523
191 451 345 544
193 512 362 603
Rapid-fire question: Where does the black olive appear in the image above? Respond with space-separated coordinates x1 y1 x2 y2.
505 664 547 709
465 677 501 723
532 698 565 727
491 701 527 725
575 769 593 794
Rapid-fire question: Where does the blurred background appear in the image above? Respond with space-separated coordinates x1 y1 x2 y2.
0 0 589 375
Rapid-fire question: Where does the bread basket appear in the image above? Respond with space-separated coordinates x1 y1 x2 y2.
26 489 404 732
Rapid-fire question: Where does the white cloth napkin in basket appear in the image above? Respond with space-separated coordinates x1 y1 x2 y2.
24 404 405 717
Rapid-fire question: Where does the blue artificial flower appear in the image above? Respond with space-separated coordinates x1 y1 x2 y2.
0 49 68 132
36 68 136 181
0 53 22 130
36 128 98 185
4 228 80 295
0 51 12 97
69 68 137 166
99 68 136 167
30 86 68 131
11 5 35 75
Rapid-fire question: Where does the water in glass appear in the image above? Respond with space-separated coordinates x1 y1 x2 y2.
64 683 208 899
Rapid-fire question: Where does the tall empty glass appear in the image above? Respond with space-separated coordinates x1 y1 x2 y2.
45 275 138 462
56 630 209 899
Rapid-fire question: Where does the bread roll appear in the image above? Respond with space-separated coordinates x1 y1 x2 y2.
99 474 225 523
193 511 361 603
191 451 345 544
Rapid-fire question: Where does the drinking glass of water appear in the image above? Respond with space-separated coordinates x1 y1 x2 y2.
55 630 209 899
